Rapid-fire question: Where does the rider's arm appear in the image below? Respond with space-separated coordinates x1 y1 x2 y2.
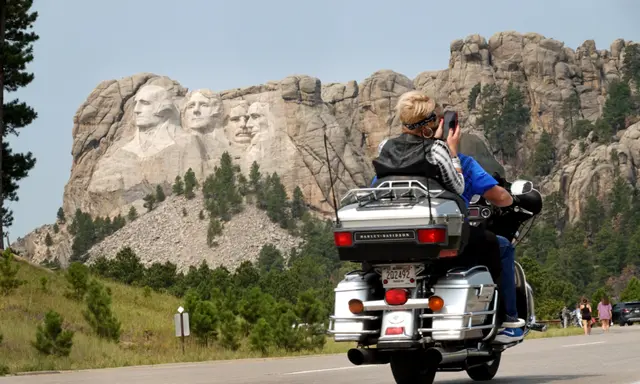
483 185 514 207
426 140 465 195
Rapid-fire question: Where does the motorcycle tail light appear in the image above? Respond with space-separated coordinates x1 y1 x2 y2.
334 232 353 247
417 228 446 243
385 289 409 305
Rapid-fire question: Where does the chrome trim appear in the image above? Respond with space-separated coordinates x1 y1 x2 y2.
419 310 495 318
446 265 489 277
432 283 497 289
328 329 380 335
330 315 380 321
339 183 447 205
417 325 495 332
363 298 431 311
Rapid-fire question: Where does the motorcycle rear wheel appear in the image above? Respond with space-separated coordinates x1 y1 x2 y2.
465 352 502 381
389 351 437 384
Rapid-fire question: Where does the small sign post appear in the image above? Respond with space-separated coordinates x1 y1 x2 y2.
174 306 190 353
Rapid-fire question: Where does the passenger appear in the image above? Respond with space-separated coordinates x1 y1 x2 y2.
370 90 524 344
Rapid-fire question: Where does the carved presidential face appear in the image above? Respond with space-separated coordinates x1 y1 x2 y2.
246 102 269 138
183 90 221 132
133 85 174 130
227 103 251 144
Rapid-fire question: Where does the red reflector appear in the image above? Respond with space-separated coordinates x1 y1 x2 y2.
417 228 446 243
385 327 405 335
438 249 458 258
334 232 353 247
385 288 409 305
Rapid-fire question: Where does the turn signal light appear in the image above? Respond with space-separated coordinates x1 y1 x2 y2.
385 289 409 305
428 295 445 312
417 228 446 244
334 232 353 247
348 299 364 314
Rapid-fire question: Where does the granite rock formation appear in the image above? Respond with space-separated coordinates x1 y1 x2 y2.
12 30 639 267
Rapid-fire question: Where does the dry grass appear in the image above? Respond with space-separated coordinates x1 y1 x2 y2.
0 259 583 375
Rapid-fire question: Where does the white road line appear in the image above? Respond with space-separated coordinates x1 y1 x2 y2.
561 341 606 348
283 365 380 375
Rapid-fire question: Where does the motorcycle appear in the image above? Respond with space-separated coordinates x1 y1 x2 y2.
326 174 546 383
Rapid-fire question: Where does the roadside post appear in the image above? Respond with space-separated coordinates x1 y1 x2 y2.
174 306 190 353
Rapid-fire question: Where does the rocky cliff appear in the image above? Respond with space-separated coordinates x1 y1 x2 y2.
12 30 639 268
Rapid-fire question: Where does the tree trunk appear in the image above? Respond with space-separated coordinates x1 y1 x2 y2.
0 0 7 250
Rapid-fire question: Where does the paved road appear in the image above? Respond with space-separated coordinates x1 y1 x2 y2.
3 326 640 384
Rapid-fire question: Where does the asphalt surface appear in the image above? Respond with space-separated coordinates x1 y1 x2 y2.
3 326 640 384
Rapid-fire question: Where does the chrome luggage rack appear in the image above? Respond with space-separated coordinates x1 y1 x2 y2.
340 180 447 207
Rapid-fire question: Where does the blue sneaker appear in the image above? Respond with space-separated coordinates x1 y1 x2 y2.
493 327 524 344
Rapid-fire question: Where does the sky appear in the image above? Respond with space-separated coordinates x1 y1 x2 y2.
5 0 640 241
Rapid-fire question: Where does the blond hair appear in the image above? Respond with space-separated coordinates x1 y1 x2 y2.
396 90 443 138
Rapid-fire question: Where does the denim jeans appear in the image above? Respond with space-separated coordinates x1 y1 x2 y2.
496 235 518 319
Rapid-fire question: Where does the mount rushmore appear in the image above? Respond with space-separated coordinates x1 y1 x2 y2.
12 30 640 268
67 74 373 220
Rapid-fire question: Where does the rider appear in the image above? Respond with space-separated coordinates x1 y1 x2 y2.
370 92 524 344
455 152 526 344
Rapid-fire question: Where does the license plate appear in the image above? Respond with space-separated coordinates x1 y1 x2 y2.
381 265 416 288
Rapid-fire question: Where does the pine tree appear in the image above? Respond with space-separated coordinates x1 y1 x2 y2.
207 218 222 247
155 184 166 202
1 0 40 246
603 80 634 132
56 207 65 223
560 93 581 133
203 152 243 220
172 175 184 195
184 168 197 199
83 279 121 342
291 186 307 219
32 310 74 357
127 205 138 222
65 262 89 301
69 209 96 262
44 232 53 247
622 44 640 88
531 131 555 176
143 193 156 211
478 83 530 160
266 173 289 227
52 223 59 233
258 244 284 273
620 277 640 302
0 248 24 295
249 161 262 193
467 83 481 111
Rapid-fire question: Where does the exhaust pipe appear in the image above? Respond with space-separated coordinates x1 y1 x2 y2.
347 348 391 366
424 347 493 365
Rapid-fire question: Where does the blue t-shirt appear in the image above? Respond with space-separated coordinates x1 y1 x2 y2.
369 153 498 207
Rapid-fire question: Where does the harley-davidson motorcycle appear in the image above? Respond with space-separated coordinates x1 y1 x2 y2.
327 174 546 383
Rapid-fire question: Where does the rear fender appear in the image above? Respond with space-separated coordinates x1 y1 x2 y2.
378 287 419 343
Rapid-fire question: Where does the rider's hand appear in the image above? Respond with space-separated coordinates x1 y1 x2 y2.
446 120 461 157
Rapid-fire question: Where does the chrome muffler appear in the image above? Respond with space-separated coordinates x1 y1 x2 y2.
347 348 391 365
424 347 493 365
